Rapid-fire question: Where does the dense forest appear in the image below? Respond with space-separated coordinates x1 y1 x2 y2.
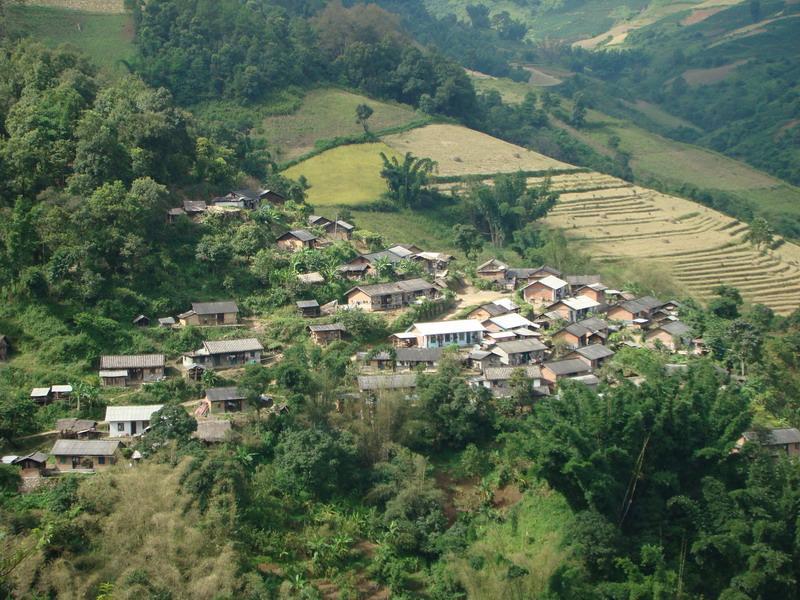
1 1 800 598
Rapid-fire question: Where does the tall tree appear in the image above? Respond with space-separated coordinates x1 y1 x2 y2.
355 103 374 134
379 152 436 208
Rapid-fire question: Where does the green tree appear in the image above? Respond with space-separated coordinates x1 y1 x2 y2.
708 284 743 320
744 217 774 251
727 319 763 376
571 94 587 128
355 103 374 134
141 403 197 455
452 223 484 260
273 427 361 500
379 152 436 208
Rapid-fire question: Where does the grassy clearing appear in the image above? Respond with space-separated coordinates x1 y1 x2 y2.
283 143 400 206
444 483 574 598
260 88 424 160
382 124 575 176
25 0 126 12
8 5 134 74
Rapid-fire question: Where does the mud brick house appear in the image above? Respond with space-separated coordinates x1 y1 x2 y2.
178 301 239 326
476 258 508 283
345 279 439 312
204 387 245 413
308 323 346 345
277 229 318 252
50 440 121 472
183 338 263 370
521 275 569 306
567 344 615 369
644 320 693 351
99 354 165 387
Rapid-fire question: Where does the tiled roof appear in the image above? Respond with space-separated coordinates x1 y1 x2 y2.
493 338 548 354
543 358 592 376
572 344 615 360
484 366 542 381
100 354 165 369
105 404 164 422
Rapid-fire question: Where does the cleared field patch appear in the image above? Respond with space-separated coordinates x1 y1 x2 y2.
545 173 800 313
382 124 576 176
261 88 423 160
681 59 749 86
283 143 399 206
8 5 134 73
25 0 125 13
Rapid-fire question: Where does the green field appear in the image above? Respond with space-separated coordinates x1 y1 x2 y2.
260 88 425 161
7 5 134 74
283 142 400 206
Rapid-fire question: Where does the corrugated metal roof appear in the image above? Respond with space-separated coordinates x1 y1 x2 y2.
105 404 163 422
488 313 536 330
206 387 244 402
57 418 97 432
744 428 800 446
410 320 486 336
191 301 238 315
493 338 548 354
51 385 72 393
100 354 165 369
99 370 128 378
396 347 444 362
51 439 121 456
202 338 263 354
30 387 50 397
484 366 542 381
296 299 320 308
308 323 346 332
358 374 418 391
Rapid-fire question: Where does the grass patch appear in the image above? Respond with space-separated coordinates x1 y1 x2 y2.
283 143 399 206
261 88 424 160
443 483 574 598
7 5 134 75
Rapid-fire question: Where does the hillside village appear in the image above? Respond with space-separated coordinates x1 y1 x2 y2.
2 1 800 596
3 187 795 486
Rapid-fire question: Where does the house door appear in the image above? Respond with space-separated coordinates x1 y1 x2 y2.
72 457 79 469
131 421 137 435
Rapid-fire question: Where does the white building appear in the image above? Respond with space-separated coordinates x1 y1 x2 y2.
105 404 164 437
404 320 486 348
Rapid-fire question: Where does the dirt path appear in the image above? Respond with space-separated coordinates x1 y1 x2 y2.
440 286 512 320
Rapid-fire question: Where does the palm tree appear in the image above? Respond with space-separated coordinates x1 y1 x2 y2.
379 152 436 208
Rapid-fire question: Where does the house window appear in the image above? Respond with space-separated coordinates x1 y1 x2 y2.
59 456 67 464
117 423 125 432
98 456 105 465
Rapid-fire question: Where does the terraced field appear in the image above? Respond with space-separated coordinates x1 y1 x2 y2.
541 175 800 314
437 170 800 313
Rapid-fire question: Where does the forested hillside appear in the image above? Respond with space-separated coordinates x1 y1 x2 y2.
1 1 800 599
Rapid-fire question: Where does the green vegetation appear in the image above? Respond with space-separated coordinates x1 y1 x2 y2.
283 143 399 206
7 4 134 74
261 88 424 160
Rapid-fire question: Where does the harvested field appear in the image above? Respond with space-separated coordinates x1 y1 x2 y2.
382 124 575 176
544 172 800 314
681 59 749 86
